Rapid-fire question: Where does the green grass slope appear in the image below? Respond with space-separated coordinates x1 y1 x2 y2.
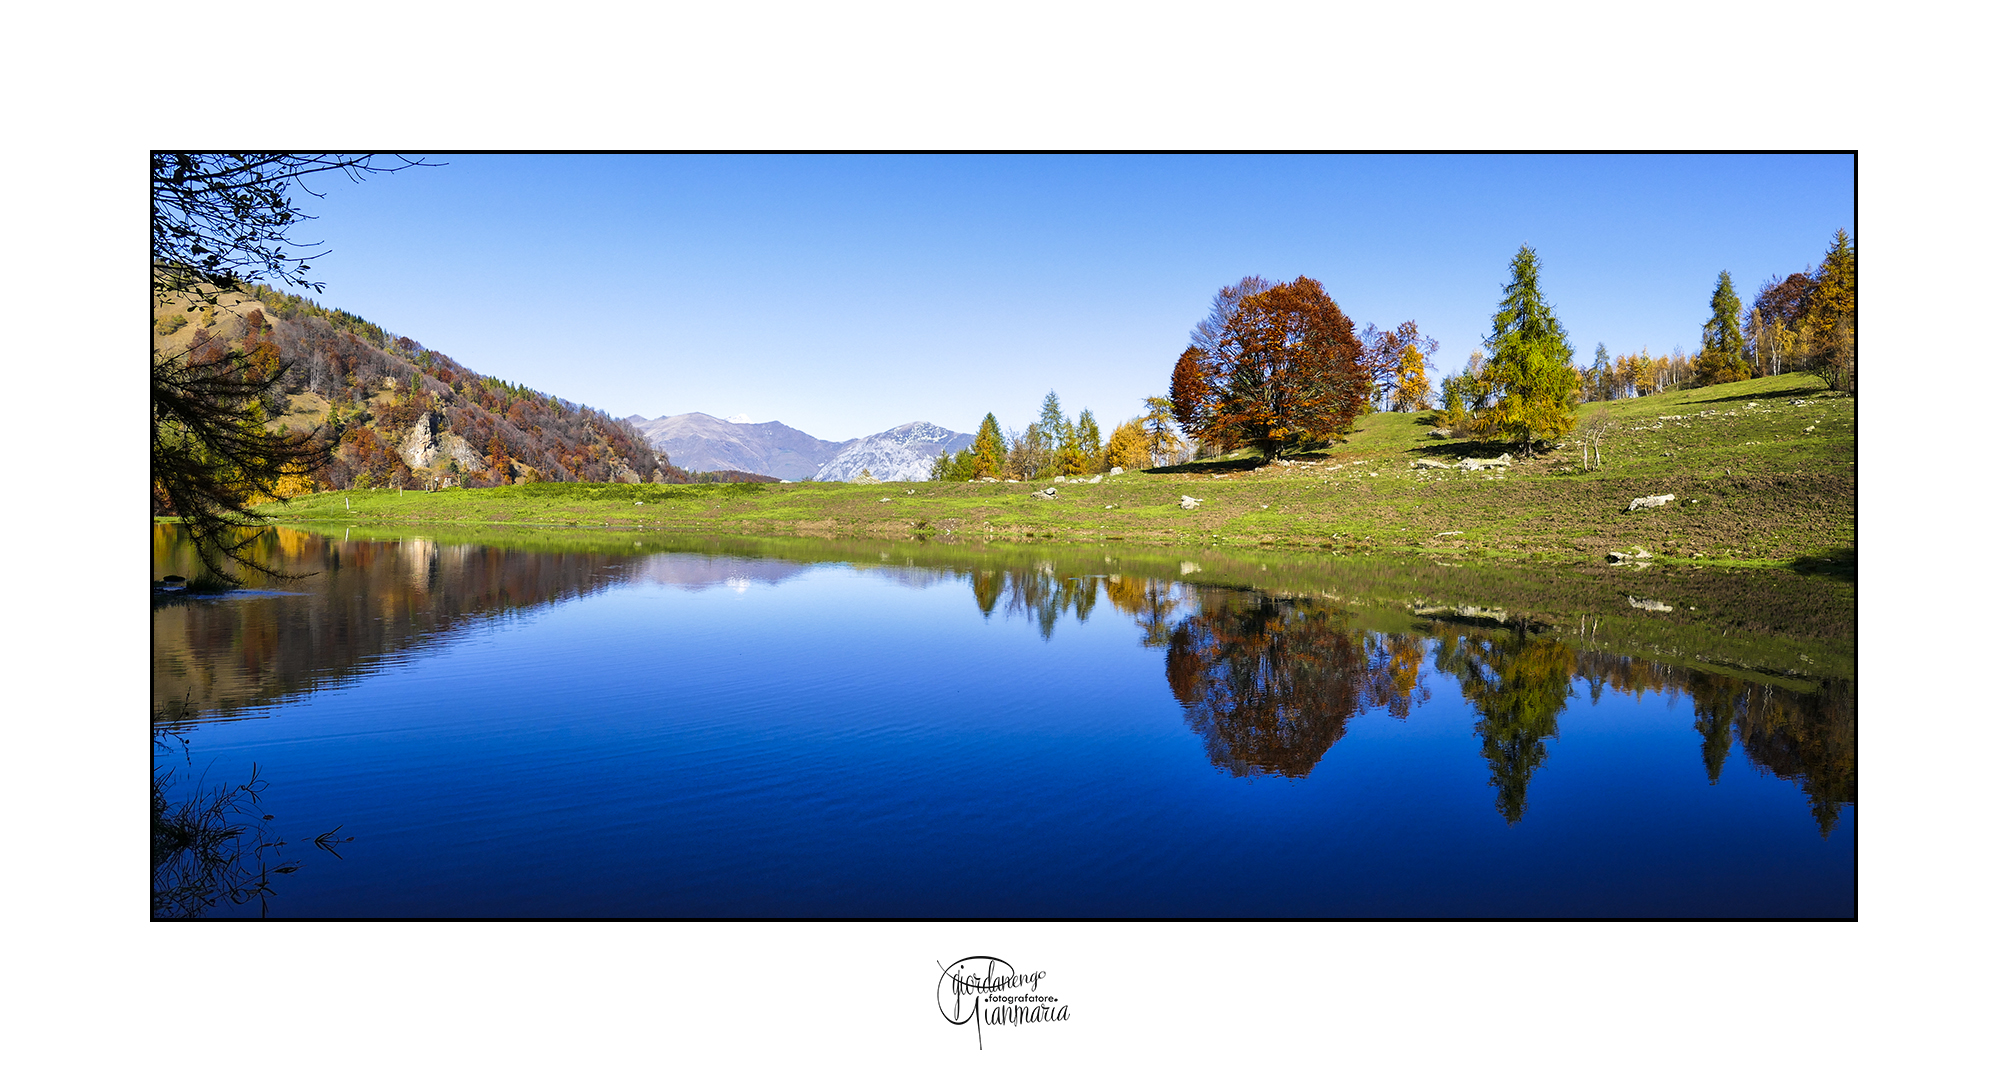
260 373 1854 571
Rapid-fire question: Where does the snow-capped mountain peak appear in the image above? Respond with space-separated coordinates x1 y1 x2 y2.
811 421 974 482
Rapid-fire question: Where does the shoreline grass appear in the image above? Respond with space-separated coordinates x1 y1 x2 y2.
247 374 1853 573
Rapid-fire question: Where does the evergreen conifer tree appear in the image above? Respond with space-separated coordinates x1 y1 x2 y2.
1473 245 1576 452
1589 342 1613 401
972 413 1006 478
1035 391 1069 477
1802 228 1856 393
1693 270 1751 385
1075 410 1101 470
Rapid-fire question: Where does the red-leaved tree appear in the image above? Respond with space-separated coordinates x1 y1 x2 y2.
1168 276 1368 461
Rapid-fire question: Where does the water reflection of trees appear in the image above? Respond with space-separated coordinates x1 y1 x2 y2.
953 565 1853 830
968 563 1107 639
153 525 641 722
1576 651 1856 835
1164 591 1390 777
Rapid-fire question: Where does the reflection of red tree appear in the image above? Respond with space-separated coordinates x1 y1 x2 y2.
1165 592 1373 778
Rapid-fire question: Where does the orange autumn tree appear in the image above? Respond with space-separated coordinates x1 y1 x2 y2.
1168 275 1369 461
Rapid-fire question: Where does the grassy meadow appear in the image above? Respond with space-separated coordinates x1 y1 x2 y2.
258 373 1854 572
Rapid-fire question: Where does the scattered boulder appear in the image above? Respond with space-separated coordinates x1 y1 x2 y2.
878 497 891 503
1412 458 1452 470
1607 546 1654 562
1088 474 1103 484
1109 467 1124 476
1180 495 1204 509
1626 494 1675 512
1427 428 1453 438
1036 487 1058 499
1626 595 1674 612
1456 453 1512 471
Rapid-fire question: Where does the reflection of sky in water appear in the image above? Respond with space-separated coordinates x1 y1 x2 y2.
154 533 1853 918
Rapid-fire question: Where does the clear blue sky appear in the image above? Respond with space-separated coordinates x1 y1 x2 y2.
289 153 1854 443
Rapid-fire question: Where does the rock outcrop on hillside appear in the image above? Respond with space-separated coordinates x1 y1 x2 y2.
399 413 484 473
811 421 974 483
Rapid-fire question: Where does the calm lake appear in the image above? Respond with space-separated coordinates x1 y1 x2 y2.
151 523 1855 919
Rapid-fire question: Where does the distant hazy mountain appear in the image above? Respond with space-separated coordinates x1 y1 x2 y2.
812 421 974 483
634 554 810 591
624 413 853 481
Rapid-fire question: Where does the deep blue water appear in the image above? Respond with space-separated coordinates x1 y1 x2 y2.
151 528 1854 918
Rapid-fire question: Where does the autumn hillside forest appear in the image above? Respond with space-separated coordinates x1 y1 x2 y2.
151 283 777 505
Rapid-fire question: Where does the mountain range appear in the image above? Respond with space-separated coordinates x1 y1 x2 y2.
622 413 850 481
626 415 972 482
811 421 974 482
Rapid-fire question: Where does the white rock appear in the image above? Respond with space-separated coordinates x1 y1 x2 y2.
1626 494 1675 512
1180 496 1204 509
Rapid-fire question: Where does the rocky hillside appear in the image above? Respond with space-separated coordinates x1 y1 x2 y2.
812 421 974 482
154 284 702 493
625 412 853 481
